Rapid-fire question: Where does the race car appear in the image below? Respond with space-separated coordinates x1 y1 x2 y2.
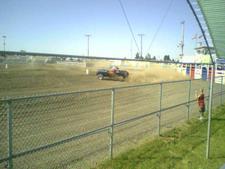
96 68 129 80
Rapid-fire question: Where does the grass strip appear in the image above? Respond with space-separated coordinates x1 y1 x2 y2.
96 105 225 169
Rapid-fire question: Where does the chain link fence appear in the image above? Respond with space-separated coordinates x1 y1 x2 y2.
0 76 224 169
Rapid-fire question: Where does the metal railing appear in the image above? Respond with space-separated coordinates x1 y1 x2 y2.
0 76 224 169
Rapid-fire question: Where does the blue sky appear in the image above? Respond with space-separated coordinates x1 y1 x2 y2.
0 0 202 59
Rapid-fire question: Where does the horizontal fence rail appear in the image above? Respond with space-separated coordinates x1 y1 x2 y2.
0 76 224 169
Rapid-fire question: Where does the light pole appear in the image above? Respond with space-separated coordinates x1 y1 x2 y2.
85 34 91 56
2 35 6 58
180 21 185 57
138 34 144 58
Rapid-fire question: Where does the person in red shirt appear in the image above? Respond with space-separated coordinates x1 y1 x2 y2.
196 89 205 120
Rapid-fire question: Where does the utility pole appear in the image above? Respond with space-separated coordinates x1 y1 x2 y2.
180 21 185 58
85 34 91 56
138 34 145 58
178 21 185 61
2 35 6 58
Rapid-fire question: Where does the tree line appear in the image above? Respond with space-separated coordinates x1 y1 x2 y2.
135 52 176 62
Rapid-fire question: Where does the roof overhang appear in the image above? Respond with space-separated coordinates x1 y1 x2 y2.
197 0 225 58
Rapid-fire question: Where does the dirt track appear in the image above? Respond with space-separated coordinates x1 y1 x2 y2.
0 63 186 97
0 63 223 169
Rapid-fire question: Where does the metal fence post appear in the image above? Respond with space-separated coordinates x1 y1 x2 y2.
109 89 115 159
187 80 192 121
221 76 223 105
7 100 13 169
206 64 215 159
158 82 163 136
206 75 211 112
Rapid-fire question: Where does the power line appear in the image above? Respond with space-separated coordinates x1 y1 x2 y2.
146 0 174 54
118 0 140 53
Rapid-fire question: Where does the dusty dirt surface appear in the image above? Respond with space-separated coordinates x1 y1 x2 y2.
0 63 187 98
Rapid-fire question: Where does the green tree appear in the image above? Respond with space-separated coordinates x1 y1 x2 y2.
163 55 171 61
135 52 140 60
